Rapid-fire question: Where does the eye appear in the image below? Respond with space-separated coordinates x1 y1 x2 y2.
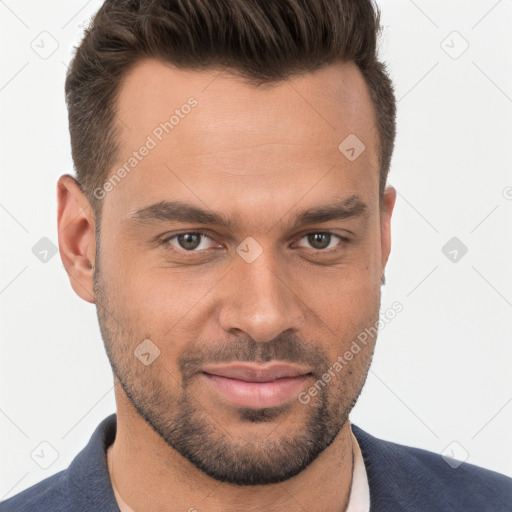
160 230 349 257
162 231 218 252
296 232 347 251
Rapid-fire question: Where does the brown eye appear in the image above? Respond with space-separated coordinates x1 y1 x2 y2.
163 231 217 253
177 233 202 250
297 232 344 251
307 233 332 250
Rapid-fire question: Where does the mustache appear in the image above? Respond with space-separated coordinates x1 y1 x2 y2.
178 333 329 385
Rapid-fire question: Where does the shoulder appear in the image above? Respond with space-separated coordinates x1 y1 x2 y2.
351 423 512 511
0 414 119 512
0 470 70 512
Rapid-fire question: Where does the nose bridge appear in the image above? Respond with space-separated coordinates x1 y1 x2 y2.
218 246 305 342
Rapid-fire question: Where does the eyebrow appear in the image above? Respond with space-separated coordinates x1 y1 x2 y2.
127 195 368 231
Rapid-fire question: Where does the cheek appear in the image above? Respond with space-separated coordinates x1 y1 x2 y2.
303 245 380 306
296 252 381 355
104 256 219 359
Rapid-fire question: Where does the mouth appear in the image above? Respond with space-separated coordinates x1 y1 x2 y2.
200 362 313 409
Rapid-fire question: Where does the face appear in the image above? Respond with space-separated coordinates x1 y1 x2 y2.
87 59 394 485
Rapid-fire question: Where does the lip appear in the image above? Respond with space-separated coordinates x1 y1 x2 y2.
202 362 311 382
201 362 312 409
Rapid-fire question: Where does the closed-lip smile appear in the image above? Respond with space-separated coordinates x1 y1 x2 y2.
201 362 313 409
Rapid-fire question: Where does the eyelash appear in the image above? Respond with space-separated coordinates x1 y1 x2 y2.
159 229 350 257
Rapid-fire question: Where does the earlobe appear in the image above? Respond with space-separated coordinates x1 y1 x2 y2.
57 174 97 304
380 185 397 281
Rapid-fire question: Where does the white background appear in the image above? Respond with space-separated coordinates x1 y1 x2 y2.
1 0 511 499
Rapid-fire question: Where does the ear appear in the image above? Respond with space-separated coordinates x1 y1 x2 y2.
57 174 97 304
379 185 397 283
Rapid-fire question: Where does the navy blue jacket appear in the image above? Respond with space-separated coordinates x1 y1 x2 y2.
1 413 511 511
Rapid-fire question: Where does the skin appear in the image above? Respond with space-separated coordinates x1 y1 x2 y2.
57 59 396 512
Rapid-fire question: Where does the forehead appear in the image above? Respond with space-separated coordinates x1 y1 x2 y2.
105 59 379 224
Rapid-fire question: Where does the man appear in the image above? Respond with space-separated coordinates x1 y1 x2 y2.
2 0 510 511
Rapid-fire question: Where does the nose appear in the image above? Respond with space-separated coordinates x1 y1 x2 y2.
217 248 306 343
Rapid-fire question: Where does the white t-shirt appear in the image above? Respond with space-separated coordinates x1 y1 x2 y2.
346 427 371 512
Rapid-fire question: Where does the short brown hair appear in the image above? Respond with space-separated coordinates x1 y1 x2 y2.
65 0 396 216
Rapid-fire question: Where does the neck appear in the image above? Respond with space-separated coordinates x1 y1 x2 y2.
107 392 355 512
